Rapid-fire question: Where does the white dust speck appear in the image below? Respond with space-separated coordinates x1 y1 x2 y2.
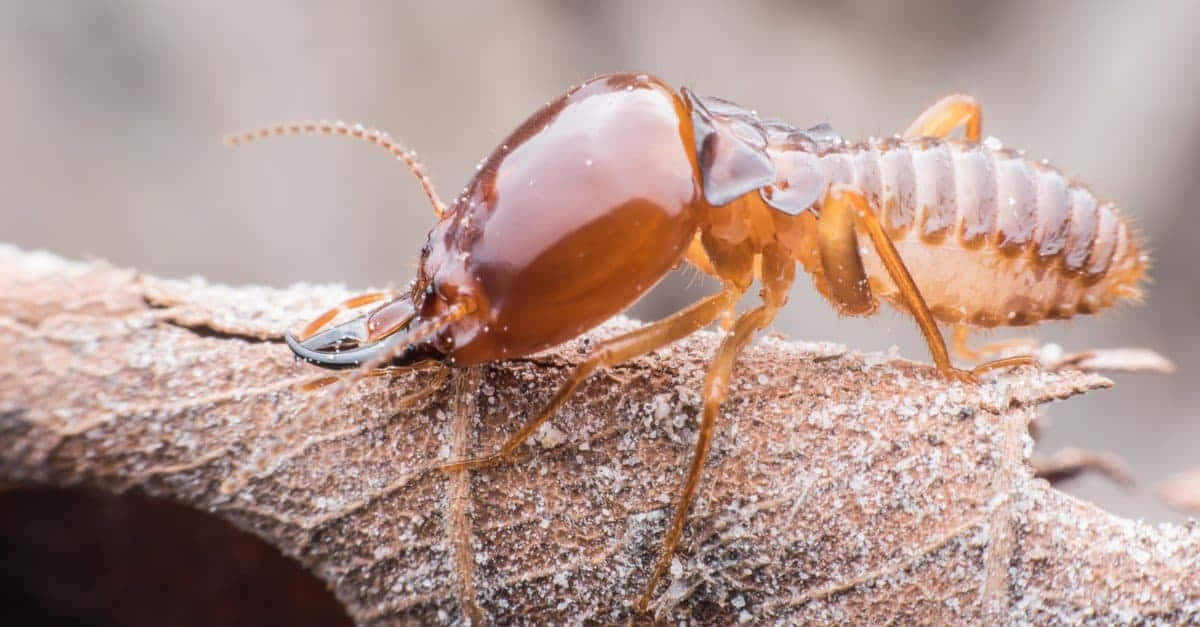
535 422 567 449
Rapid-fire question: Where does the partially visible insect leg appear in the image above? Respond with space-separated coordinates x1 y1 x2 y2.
903 93 982 141
298 291 395 340
302 360 447 406
820 187 1034 381
951 324 985 361
951 325 1038 363
685 235 737 330
432 288 741 474
684 233 717 276
637 287 786 612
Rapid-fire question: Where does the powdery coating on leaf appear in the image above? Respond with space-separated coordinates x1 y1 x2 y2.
1 245 1198 624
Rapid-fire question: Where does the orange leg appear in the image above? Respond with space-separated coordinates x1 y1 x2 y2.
684 233 717 276
819 188 1035 381
299 291 394 340
636 303 777 613
903 93 982 142
302 360 446 394
432 288 741 474
685 236 737 330
637 247 793 612
951 325 1038 363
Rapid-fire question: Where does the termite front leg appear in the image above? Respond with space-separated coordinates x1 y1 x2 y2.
637 303 778 614
903 93 982 141
432 288 741 474
818 187 1034 381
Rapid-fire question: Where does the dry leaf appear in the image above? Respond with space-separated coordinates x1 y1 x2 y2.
2 244 1198 624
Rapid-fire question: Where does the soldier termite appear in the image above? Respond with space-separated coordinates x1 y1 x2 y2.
227 72 1145 613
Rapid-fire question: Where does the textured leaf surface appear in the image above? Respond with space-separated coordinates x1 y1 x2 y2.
2 245 1197 624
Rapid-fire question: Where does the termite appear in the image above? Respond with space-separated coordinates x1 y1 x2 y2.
227 72 1145 613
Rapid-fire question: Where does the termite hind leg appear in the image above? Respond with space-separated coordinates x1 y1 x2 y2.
823 188 1036 381
952 325 1039 364
969 354 1038 378
821 187 974 381
636 304 778 614
431 288 741 474
951 325 983 362
903 93 982 142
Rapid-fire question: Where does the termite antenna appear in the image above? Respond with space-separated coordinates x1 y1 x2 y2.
223 120 448 218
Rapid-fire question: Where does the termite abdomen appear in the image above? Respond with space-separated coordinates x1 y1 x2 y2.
801 138 1144 327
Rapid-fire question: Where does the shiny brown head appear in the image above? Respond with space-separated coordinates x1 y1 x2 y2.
287 73 713 368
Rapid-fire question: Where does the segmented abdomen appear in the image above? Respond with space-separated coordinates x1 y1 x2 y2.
819 137 1145 327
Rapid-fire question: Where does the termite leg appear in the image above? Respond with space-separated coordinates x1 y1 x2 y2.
303 359 441 385
951 325 984 361
821 187 1034 381
638 253 790 613
950 327 1040 376
685 234 717 276
301 362 447 410
298 291 395 340
685 236 737 330
969 355 1037 377
951 325 1038 362
903 93 982 142
432 288 741 474
818 186 962 378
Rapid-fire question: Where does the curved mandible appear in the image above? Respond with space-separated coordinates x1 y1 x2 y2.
286 315 414 369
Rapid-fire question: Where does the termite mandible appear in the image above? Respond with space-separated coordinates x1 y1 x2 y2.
227 72 1145 613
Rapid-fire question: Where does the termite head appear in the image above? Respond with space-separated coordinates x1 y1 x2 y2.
284 231 488 369
291 72 705 370
683 87 839 217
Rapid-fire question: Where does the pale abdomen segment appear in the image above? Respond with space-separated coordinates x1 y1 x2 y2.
816 138 1145 327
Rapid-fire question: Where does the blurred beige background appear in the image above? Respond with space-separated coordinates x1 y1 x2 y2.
2 1 1197 522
